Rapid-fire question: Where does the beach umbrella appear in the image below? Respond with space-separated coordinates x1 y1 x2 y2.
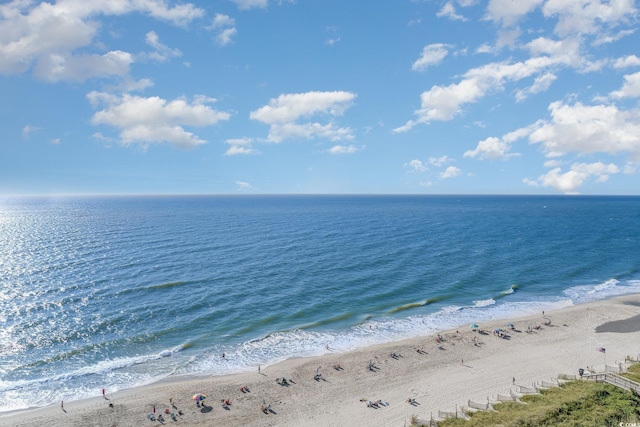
193 393 206 401
470 323 479 329
507 323 514 328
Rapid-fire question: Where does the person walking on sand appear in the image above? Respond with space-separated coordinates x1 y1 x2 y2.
460 358 463 365
258 365 261 374
61 401 64 411
102 388 106 399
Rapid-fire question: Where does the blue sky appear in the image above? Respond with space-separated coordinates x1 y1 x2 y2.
1 0 639 195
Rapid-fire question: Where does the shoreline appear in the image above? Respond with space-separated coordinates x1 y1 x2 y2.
4 293 640 427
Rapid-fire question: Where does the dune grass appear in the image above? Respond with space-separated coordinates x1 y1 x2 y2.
434 380 640 427
621 363 640 384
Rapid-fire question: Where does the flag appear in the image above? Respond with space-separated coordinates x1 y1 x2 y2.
596 347 606 353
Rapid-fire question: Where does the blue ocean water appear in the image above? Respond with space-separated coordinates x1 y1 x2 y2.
1 195 639 412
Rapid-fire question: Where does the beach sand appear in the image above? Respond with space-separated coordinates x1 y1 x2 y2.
3 294 640 427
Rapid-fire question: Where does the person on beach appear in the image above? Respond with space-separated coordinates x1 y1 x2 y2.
460 358 463 365
102 388 105 399
61 401 64 411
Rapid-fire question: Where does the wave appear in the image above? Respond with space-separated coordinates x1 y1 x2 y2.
0 344 189 396
563 278 640 303
386 294 452 315
3 278 640 413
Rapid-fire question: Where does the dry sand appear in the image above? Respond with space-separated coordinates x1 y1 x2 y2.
3 294 640 427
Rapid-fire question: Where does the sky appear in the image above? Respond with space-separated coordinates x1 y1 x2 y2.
1 0 640 196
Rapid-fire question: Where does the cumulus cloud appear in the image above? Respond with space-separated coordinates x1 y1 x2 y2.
210 13 237 46
485 0 544 27
87 92 230 149
609 71 640 99
525 162 620 193
437 2 468 21
395 36 590 132
405 159 428 173
0 0 203 81
249 91 357 143
225 138 258 155
465 126 531 160
396 1 637 133
440 166 462 179
412 44 451 71
529 101 640 159
541 0 636 37
465 137 514 160
613 55 640 69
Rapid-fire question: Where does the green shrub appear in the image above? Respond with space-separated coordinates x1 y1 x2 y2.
439 381 640 427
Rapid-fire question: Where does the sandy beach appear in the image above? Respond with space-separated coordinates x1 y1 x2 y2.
3 294 640 427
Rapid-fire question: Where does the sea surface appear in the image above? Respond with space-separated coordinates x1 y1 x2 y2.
1 195 639 412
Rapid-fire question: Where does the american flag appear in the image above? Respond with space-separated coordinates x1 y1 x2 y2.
596 347 606 353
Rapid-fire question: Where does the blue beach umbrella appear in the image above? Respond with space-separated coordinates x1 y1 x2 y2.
470 323 479 329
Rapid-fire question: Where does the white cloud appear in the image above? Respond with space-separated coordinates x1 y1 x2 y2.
437 2 468 21
428 155 454 167
529 101 640 159
328 144 360 154
593 28 636 46
515 72 557 102
34 50 134 82
144 31 182 62
235 181 253 191
88 92 230 149
250 91 357 143
440 166 462 179
485 0 544 27
0 0 203 81
412 44 450 71
212 13 235 29
209 13 237 46
225 138 258 156
230 0 268 10
405 159 428 173
395 37 586 132
526 162 620 194
613 55 640 69
609 71 640 99
216 28 238 46
22 124 41 139
326 37 341 46
464 136 514 160
542 0 636 37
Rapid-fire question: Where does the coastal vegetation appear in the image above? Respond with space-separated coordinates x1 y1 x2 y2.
428 379 640 427
622 362 640 383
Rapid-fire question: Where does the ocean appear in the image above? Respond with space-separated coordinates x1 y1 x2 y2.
1 195 639 412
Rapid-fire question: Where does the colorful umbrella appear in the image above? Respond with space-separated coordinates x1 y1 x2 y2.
193 393 206 401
